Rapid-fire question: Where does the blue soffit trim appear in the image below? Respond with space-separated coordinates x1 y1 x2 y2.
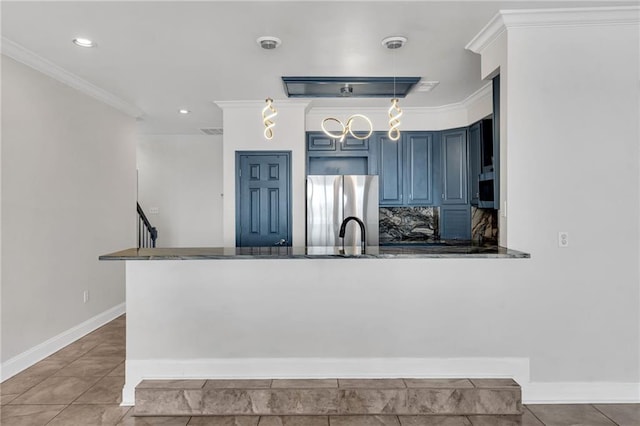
281 76 421 98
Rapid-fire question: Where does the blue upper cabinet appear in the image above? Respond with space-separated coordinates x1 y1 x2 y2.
468 122 481 206
376 133 404 205
469 117 494 208
441 128 468 205
308 133 369 152
404 132 438 206
342 136 369 151
307 132 374 175
374 131 440 207
307 134 336 151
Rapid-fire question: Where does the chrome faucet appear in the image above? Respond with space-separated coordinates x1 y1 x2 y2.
339 216 366 253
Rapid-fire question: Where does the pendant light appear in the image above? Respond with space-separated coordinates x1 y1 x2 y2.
262 98 277 140
321 114 373 142
388 98 403 141
257 36 282 140
382 36 407 141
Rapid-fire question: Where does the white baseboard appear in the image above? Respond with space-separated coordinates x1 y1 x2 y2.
121 357 640 406
1 303 126 381
524 382 640 403
121 357 531 406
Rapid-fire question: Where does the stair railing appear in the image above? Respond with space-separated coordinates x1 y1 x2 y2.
137 203 158 248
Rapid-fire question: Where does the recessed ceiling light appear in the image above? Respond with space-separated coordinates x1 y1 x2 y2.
72 38 96 48
179 109 190 114
382 36 407 50
257 36 282 50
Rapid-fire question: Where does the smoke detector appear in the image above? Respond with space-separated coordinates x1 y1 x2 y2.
382 36 407 49
257 36 282 50
200 128 223 136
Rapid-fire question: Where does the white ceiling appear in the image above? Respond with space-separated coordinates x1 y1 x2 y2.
1 0 631 135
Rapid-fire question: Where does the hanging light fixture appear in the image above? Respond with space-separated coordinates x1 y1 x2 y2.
388 98 403 141
382 36 407 141
257 36 281 140
321 114 373 142
262 98 277 140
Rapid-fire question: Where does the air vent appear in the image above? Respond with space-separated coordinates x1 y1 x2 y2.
200 128 223 136
417 81 440 92
282 77 421 98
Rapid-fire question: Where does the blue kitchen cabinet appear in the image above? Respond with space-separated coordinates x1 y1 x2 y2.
440 205 471 240
376 133 404 205
342 136 369 151
404 132 438 206
471 117 496 209
350 131 440 207
492 74 501 208
440 128 470 240
468 122 481 206
307 157 369 175
308 133 369 152
307 132 374 175
307 134 336 151
441 128 468 205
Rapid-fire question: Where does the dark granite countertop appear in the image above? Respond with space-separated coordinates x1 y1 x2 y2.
100 243 530 260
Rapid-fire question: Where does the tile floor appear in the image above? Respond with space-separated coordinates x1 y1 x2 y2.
1 315 638 425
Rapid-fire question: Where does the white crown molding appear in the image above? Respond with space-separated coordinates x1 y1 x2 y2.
1 37 144 118
465 12 506 54
455 81 493 112
0 303 126 382
467 6 640 54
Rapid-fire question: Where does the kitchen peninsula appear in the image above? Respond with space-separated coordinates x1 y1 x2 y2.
101 244 529 405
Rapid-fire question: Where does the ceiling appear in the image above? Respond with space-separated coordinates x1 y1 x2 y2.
1 0 631 135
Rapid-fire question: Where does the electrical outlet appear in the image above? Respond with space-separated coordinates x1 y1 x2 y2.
558 232 569 248
83 290 89 303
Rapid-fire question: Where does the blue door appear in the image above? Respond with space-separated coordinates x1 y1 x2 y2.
236 152 291 247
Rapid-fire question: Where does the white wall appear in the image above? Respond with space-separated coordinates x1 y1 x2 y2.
217 101 309 247
469 8 640 392
1 56 136 368
502 21 639 385
137 135 223 247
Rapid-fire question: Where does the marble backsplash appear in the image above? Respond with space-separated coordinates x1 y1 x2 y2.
472 207 498 244
379 207 439 243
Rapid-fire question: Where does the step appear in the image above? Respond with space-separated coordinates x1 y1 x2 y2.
134 378 522 417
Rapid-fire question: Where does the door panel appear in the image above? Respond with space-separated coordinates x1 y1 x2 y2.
377 134 403 205
441 129 468 205
237 153 291 247
405 133 435 205
250 188 260 233
269 188 280 233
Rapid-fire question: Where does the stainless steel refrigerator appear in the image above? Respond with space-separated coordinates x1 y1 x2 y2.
306 175 379 248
